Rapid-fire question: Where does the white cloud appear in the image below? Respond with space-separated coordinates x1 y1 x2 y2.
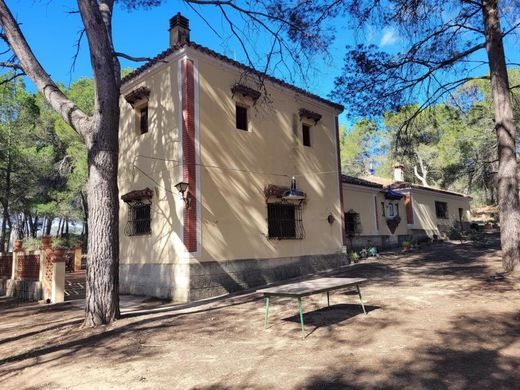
380 27 399 47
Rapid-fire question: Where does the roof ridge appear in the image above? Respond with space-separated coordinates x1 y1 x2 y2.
121 41 344 111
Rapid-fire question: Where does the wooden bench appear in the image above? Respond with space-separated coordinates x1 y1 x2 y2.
258 277 367 339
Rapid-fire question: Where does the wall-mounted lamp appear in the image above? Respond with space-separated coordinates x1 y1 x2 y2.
175 181 191 209
327 213 334 225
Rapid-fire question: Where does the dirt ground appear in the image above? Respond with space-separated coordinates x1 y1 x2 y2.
1 235 519 389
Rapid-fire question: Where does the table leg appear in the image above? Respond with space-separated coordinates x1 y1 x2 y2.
298 297 305 339
264 296 270 329
327 291 330 307
356 285 367 315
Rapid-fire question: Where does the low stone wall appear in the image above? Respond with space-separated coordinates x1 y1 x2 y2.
120 253 349 302
348 235 412 251
188 253 348 301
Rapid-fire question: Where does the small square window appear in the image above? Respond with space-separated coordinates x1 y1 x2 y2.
302 124 311 147
139 105 148 134
236 105 248 131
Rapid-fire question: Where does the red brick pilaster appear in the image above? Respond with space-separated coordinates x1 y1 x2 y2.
182 59 198 252
405 193 414 225
335 116 346 245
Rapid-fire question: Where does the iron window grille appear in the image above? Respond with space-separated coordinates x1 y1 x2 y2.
125 199 152 236
435 201 448 219
267 202 304 239
345 210 361 235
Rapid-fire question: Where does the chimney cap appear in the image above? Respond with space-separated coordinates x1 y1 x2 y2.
169 12 190 31
393 162 405 168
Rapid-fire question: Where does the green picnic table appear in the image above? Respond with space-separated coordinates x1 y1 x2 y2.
258 277 368 339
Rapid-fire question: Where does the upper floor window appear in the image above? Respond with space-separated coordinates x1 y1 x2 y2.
139 105 149 134
302 124 311 147
236 104 248 131
124 86 151 136
435 201 448 219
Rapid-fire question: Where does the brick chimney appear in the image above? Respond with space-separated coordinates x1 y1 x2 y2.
393 163 405 182
169 12 190 46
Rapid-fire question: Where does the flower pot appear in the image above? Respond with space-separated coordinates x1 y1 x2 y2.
14 239 23 251
41 235 52 248
53 247 66 262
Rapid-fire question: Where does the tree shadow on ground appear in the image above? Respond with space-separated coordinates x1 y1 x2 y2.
299 311 520 390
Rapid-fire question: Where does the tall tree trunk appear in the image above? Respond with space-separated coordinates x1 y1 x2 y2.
45 216 53 235
0 0 121 325
483 0 520 274
84 112 120 325
0 202 8 253
80 191 88 243
0 138 12 252
79 0 121 326
56 218 62 238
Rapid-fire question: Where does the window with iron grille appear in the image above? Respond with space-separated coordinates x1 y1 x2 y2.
345 210 361 235
435 201 448 219
126 201 151 236
267 203 304 239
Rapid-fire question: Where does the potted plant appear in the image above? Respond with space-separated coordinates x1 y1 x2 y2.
402 240 411 252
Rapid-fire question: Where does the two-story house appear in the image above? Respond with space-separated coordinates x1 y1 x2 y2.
118 13 345 301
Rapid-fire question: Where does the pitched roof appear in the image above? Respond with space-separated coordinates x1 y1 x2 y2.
342 175 383 189
121 41 344 111
356 175 471 198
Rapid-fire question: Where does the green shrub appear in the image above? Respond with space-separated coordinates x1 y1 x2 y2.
348 251 360 263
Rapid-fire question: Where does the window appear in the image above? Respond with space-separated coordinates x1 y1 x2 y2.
236 104 248 131
139 105 149 134
345 210 361 235
381 202 385 217
435 201 448 219
388 203 395 218
126 202 151 236
267 203 304 239
302 124 311 147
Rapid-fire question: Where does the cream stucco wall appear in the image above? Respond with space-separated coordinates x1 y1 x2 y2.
118 52 186 269
342 184 408 237
196 50 344 262
406 188 471 234
118 47 344 272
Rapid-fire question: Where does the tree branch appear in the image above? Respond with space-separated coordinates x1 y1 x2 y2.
0 0 91 139
114 51 158 63
0 61 21 69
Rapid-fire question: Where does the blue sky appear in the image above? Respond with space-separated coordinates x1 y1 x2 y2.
4 1 520 128
4 1 361 123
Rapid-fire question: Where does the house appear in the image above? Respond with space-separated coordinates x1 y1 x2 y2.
342 164 472 249
342 175 408 249
118 13 346 301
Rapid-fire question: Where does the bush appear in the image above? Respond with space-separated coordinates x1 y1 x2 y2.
348 251 360 263
447 226 464 241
